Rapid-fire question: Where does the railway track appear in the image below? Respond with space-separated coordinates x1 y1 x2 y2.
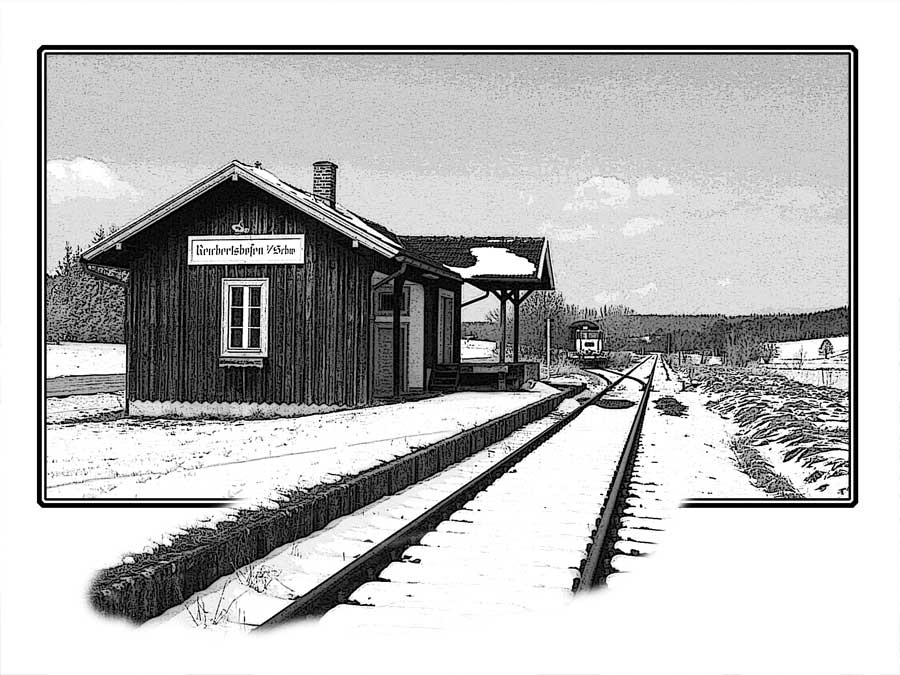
605 354 693 588
150 357 657 632
251 356 657 630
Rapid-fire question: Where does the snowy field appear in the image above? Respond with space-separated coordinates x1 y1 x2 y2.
769 334 849 365
756 335 849 390
46 342 125 378
48 383 560 506
757 367 848 390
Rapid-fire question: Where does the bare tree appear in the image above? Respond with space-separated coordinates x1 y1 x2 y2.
818 338 835 359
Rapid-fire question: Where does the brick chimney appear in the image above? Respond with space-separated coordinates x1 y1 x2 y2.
312 161 338 207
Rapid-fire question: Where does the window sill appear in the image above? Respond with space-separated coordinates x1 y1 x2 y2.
219 356 264 368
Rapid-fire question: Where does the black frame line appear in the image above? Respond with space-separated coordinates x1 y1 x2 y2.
36 45 857 508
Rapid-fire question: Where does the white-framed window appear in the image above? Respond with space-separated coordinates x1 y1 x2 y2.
374 286 410 316
221 278 269 357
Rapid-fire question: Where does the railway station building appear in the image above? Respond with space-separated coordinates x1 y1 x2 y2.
81 160 554 417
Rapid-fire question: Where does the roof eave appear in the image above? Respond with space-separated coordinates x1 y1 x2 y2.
539 241 556 289
465 275 553 291
82 161 238 263
395 253 462 282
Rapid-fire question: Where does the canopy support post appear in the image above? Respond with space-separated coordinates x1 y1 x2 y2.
497 290 508 364
512 289 520 363
392 273 406 398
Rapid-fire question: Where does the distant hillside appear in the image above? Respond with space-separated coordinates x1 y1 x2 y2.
464 304 849 366
598 307 849 353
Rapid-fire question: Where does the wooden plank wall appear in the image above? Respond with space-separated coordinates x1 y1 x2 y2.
126 180 374 407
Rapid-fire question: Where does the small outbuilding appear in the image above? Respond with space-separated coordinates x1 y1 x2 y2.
81 160 553 417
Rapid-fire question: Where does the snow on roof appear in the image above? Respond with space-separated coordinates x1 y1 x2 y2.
400 236 552 286
447 247 536 278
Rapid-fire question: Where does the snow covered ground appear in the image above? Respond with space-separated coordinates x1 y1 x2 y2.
46 392 124 423
640 359 765 500
316 361 657 632
46 342 125 378
603 357 767 588
147 357 776 634
49 384 561 558
146 394 584 633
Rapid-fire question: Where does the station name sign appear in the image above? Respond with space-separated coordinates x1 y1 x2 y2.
187 235 305 265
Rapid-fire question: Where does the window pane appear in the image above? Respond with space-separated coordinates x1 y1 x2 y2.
249 328 260 349
230 328 243 349
230 307 243 328
230 286 243 306
249 286 261 307
249 308 261 328
378 293 392 312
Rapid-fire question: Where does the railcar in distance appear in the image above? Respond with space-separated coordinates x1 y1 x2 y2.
567 320 607 367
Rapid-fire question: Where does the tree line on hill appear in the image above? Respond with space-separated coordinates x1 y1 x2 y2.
463 290 849 366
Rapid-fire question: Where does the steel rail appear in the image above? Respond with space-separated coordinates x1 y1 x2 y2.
256 357 653 629
586 366 649 390
575 355 658 592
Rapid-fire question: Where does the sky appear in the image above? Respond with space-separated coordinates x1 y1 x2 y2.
45 52 850 319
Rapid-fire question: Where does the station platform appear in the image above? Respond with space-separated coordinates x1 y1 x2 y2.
430 361 541 392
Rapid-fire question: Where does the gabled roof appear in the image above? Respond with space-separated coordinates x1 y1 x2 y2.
399 236 555 289
80 161 554 291
82 160 412 266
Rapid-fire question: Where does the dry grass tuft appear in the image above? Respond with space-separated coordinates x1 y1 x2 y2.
730 438 804 499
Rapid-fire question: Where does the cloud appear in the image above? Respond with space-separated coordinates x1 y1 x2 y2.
636 176 675 197
47 157 140 204
632 282 658 297
593 290 622 305
564 175 631 210
621 216 662 237
717 277 733 287
541 222 598 242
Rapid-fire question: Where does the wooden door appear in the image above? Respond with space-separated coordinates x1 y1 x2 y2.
374 323 408 396
439 294 454 364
